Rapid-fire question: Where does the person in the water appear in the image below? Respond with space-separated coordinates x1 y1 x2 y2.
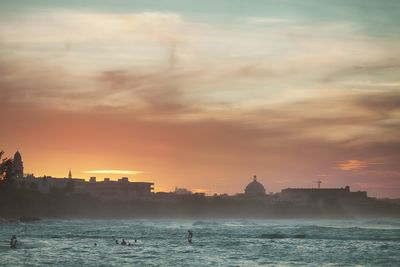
10 235 17 249
121 239 127 245
187 230 193 243
115 240 119 245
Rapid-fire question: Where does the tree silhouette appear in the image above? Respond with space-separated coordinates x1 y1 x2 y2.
0 150 14 184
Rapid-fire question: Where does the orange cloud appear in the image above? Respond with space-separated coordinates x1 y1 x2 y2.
338 160 368 171
1 10 400 198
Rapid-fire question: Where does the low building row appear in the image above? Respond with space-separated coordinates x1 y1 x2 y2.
22 175 154 201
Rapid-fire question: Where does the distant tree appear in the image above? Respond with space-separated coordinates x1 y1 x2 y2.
0 150 14 182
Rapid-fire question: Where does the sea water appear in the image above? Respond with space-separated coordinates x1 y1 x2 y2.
1 219 399 266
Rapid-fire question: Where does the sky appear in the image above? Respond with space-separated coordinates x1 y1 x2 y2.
0 0 399 197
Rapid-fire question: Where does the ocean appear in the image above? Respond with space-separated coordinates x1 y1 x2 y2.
1 219 399 266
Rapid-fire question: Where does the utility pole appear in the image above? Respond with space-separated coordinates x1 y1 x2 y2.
314 179 322 189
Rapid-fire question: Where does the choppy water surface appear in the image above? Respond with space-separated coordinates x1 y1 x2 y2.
1 219 400 266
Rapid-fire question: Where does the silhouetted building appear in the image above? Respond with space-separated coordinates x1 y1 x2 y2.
24 175 154 200
86 177 154 200
174 187 192 195
279 186 368 204
8 150 154 200
24 175 85 193
244 175 266 196
12 150 24 179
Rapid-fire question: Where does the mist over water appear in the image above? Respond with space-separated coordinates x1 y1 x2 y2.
1 219 399 266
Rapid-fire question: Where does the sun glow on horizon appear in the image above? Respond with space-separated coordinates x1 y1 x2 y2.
84 170 143 175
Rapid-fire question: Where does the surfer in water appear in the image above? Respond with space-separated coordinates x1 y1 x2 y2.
10 235 17 249
187 230 193 243
121 239 127 245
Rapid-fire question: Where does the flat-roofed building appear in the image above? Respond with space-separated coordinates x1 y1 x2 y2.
86 177 154 200
279 186 367 204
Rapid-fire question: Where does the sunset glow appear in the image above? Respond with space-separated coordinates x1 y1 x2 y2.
1 0 400 197
85 170 143 175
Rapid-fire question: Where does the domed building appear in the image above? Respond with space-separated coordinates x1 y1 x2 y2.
244 175 266 196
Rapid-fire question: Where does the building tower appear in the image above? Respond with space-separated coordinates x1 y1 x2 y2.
13 150 24 179
68 168 72 179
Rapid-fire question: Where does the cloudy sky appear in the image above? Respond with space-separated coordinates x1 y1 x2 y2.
1 0 399 197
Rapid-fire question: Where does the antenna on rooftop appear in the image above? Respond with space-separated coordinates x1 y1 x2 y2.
313 179 322 189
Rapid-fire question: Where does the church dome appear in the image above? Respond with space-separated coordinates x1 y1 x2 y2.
245 175 266 196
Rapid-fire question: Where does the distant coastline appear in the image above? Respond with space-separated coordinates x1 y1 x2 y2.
1 151 400 219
